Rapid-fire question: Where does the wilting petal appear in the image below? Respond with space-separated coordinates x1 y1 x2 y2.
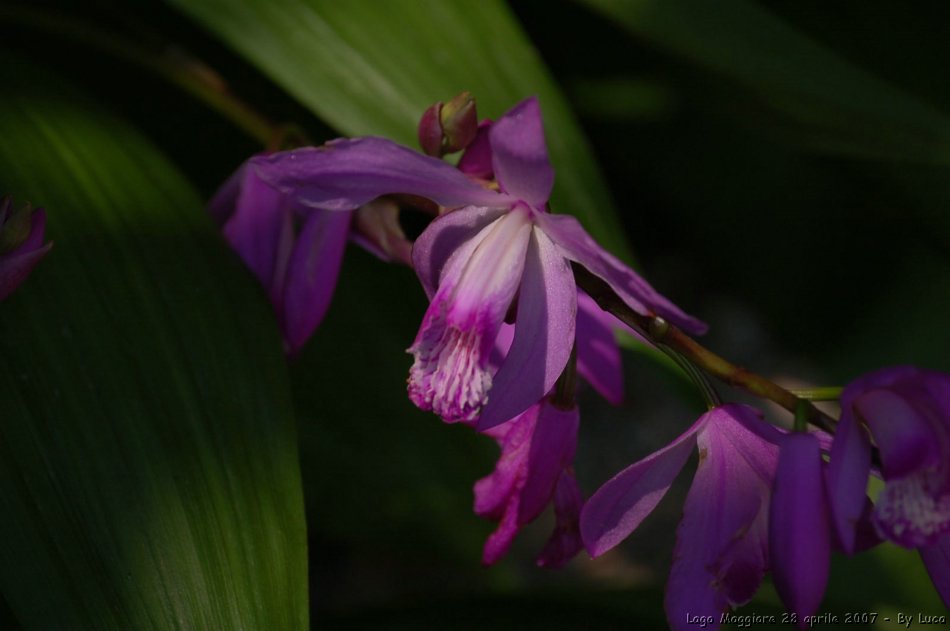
537 472 584 568
0 209 52 301
519 403 580 522
920 534 950 608
855 389 939 478
537 212 707 335
408 209 532 422
489 97 554 208
458 120 494 180
665 406 775 630
576 292 624 405
351 198 413 266
251 137 511 212
770 433 831 622
281 209 353 353
412 205 507 299
581 413 706 557
477 227 576 430
826 412 872 554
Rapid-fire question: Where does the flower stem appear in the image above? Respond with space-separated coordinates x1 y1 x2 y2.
573 265 836 434
0 5 279 146
789 386 843 401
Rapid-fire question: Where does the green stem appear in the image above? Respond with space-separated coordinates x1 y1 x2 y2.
0 5 278 146
574 265 836 434
789 386 843 401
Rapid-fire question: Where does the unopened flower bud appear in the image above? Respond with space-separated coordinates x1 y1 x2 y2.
0 196 33 254
0 195 52 301
417 92 479 157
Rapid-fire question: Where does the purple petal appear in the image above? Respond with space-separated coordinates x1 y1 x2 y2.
251 137 512 212
872 468 950 548
576 291 624 405
855 388 938 478
477 226 576 430
920 534 950 608
474 405 538 520
0 210 52 301
489 97 554 207
458 120 494 180
519 403 580 522
769 433 831 621
826 411 872 554
281 209 352 353
537 472 584 568
715 404 782 483
408 210 532 423
217 165 295 308
665 412 772 630
412 205 507 299
537 212 707 335
208 162 245 226
581 413 707 557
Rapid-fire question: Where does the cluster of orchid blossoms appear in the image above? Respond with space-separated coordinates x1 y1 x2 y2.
0 92 913 629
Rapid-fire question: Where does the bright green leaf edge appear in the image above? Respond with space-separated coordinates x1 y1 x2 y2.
167 0 635 263
0 55 308 630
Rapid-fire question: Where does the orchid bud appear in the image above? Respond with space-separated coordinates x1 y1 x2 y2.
417 91 478 157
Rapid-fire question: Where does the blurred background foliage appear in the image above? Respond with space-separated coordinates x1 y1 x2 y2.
1 0 949 628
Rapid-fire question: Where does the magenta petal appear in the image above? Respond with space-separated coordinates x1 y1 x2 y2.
581 414 706 557
0 210 52 301
537 212 707 335
218 166 295 308
770 433 831 621
920 534 950 608
477 227 576 430
665 414 771 631
251 137 511 211
826 412 872 554
412 205 507 299
281 209 352 353
488 97 554 208
474 405 538 520
458 120 494 180
576 291 624 405
855 388 939 478
537 472 584 568
519 403 580 522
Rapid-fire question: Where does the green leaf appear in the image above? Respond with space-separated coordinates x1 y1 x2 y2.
0 55 307 629
578 0 950 163
167 0 634 262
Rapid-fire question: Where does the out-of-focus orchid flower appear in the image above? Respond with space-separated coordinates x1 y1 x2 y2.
580 404 780 631
827 366 950 606
474 398 582 567
0 196 51 302
408 97 705 427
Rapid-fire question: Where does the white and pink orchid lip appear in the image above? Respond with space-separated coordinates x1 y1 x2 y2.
408 206 533 423
873 469 950 548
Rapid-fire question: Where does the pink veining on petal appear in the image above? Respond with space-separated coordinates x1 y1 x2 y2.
408 207 532 422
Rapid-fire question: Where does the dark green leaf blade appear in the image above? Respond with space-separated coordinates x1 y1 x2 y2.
0 55 307 629
167 0 634 261
579 0 950 163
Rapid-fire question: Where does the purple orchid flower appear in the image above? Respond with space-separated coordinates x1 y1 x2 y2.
580 404 781 631
474 397 582 567
769 432 832 624
209 160 351 354
826 366 950 606
408 97 705 428
0 197 51 301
